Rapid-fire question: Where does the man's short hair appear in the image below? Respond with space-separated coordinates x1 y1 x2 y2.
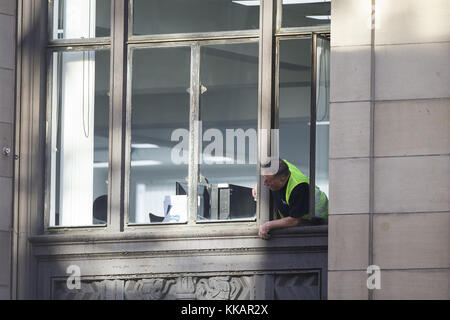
262 158 290 178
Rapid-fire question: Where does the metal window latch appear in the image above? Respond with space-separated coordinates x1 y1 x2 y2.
186 86 207 95
2 147 18 160
2 147 11 157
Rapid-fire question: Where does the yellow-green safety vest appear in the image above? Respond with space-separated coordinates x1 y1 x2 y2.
278 160 328 220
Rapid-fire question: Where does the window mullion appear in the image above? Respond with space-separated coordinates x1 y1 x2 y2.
109 0 128 232
188 44 201 225
258 0 277 224
309 33 318 218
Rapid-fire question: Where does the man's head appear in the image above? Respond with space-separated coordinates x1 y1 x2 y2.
262 159 290 191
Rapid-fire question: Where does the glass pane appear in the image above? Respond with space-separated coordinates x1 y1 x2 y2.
133 0 260 36
198 42 259 221
50 0 111 40
278 38 311 178
315 36 330 216
129 46 191 224
281 0 331 29
49 49 110 227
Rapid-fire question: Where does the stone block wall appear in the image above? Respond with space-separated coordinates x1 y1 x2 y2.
328 0 450 299
0 0 16 301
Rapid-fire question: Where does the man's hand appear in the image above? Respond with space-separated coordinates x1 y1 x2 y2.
252 184 257 200
258 217 301 240
258 222 272 240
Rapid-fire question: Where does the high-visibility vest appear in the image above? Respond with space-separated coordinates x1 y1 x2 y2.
278 160 328 220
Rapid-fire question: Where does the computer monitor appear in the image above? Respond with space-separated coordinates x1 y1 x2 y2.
149 213 165 223
176 182 187 195
176 181 211 219
210 184 256 220
175 182 256 220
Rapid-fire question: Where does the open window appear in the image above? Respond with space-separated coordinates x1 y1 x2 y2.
276 33 330 221
46 0 111 227
47 48 110 227
44 0 329 230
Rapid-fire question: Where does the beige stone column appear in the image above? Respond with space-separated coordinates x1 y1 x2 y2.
328 0 450 300
328 0 373 300
371 0 450 299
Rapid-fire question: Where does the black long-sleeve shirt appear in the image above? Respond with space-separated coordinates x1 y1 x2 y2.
272 182 309 219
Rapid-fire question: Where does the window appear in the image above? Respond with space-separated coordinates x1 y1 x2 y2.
273 0 331 219
198 41 259 222
45 0 330 230
132 0 260 36
47 48 111 227
127 40 259 225
276 35 330 216
50 0 111 40
278 37 312 178
128 45 191 224
281 0 331 30
315 36 330 199
46 0 111 227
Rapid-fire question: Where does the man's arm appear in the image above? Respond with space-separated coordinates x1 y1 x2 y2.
258 183 308 239
258 216 300 240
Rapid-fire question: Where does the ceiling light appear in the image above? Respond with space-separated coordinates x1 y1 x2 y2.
232 0 330 6
131 160 162 167
202 155 235 163
307 121 330 126
131 143 159 149
283 0 330 4
93 162 108 168
94 160 162 168
232 0 260 5
306 15 331 20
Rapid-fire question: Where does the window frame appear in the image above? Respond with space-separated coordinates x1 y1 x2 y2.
127 0 261 43
124 41 194 228
42 0 330 235
276 0 331 36
43 0 117 234
47 0 112 45
44 44 112 232
274 32 331 220
124 38 260 228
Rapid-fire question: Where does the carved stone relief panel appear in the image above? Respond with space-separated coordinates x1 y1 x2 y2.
53 279 125 300
52 272 322 300
52 275 253 300
124 276 252 300
273 272 320 300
